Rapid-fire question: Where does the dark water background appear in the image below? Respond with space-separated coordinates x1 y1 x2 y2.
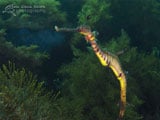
6 29 65 51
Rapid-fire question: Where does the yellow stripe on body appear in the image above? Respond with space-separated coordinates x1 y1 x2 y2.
90 36 95 41
94 47 126 119
95 52 108 66
90 41 108 66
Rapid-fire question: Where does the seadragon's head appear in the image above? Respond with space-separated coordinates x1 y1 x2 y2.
54 25 96 42
77 25 96 42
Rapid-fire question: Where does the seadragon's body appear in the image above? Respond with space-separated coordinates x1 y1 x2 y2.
55 25 127 120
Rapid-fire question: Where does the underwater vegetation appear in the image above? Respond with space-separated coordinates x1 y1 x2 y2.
0 29 48 72
0 0 160 119
0 62 59 120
